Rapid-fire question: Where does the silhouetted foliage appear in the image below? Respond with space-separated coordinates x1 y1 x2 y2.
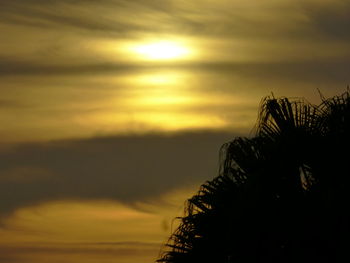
157 90 350 263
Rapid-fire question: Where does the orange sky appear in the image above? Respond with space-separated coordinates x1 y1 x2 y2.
0 0 349 262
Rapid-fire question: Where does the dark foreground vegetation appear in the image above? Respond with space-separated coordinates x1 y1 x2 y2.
158 90 350 263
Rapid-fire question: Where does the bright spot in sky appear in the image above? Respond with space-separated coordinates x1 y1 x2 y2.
133 41 190 60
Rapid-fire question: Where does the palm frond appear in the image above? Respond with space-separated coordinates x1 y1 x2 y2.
157 89 350 263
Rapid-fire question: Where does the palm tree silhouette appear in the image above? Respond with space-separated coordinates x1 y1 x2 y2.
157 90 350 263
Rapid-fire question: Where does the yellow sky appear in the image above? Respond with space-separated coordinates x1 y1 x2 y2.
1 1 349 143
0 0 350 262
0 186 197 263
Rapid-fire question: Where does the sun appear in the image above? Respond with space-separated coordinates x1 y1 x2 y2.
132 41 190 60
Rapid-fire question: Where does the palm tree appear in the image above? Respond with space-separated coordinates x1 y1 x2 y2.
157 90 350 263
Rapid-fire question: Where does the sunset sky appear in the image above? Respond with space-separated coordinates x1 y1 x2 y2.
0 0 349 262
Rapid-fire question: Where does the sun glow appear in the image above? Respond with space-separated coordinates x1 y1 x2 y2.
133 41 190 60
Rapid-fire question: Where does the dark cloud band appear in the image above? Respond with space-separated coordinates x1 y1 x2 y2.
0 131 234 216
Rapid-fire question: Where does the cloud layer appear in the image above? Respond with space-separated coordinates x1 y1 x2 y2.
1 0 350 65
0 0 349 216
0 131 234 215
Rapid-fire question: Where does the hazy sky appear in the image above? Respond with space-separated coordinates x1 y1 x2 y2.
0 0 349 262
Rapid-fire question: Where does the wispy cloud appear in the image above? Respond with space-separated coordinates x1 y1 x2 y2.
0 241 162 263
0 0 349 39
301 0 350 40
0 0 349 75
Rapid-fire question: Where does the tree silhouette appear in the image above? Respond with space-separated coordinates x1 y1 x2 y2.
157 90 350 263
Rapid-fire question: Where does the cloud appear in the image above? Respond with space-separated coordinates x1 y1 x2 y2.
1 0 350 73
0 0 172 35
0 241 161 263
0 241 161 254
0 166 54 183
1 0 349 216
301 0 350 40
0 131 234 216
1 58 349 86
0 59 138 76
0 99 29 109
0 0 348 40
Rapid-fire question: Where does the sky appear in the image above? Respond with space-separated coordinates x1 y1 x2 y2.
0 0 349 262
